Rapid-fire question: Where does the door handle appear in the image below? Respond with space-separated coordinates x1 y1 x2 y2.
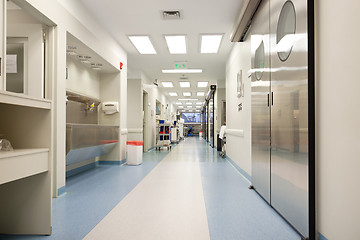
271 92 274 106
267 93 270 107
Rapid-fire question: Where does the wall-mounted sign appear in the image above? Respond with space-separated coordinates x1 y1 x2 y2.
120 62 123 70
174 62 187 69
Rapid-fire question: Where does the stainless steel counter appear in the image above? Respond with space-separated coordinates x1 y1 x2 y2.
66 124 119 165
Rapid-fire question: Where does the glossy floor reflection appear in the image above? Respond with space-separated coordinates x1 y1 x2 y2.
0 137 300 240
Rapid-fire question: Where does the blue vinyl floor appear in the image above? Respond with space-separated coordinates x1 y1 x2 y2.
0 137 300 240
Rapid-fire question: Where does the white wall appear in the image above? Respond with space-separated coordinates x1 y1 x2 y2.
141 73 174 151
18 0 127 194
99 72 122 161
127 78 143 141
225 41 252 177
316 0 360 239
66 57 100 99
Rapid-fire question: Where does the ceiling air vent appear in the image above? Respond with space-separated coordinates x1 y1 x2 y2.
162 10 182 20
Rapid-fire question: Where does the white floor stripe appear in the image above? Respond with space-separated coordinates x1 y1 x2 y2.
84 143 210 240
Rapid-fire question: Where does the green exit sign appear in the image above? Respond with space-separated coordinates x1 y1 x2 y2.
174 62 187 69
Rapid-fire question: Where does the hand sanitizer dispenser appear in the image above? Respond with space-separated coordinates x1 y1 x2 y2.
102 101 119 115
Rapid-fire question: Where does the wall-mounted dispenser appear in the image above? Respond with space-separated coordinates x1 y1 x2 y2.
102 101 119 115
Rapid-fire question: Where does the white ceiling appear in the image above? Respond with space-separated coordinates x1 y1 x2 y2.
78 0 244 105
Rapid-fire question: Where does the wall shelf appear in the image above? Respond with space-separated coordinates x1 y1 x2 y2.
0 148 49 185
0 90 52 109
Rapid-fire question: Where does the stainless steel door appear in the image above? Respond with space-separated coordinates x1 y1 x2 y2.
251 0 271 203
270 0 309 237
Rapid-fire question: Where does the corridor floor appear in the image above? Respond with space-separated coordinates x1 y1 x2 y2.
0 137 300 240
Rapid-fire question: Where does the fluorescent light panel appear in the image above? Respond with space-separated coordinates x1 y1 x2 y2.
186 102 192 105
197 92 205 96
178 106 184 108
197 81 208 87
178 98 198 101
187 106 193 108
162 69 202 73
161 82 174 88
128 36 156 54
201 34 223 53
196 102 203 105
175 102 182 105
179 82 190 88
169 92 178 96
196 106 201 108
164 35 186 54
183 92 191 96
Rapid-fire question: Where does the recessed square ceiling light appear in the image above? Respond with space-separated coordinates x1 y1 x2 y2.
197 92 205 96
179 82 190 88
175 102 182 105
128 36 157 54
161 82 174 88
183 92 191 96
186 102 192 105
196 102 203 105
164 35 187 54
169 92 178 96
201 34 223 53
197 81 208 88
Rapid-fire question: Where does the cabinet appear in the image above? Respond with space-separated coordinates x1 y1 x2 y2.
0 92 52 235
0 1 53 234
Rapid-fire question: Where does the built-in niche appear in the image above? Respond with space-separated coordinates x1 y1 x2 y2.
5 1 48 98
66 91 100 124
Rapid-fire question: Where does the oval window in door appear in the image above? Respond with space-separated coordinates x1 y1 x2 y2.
276 1 296 61
255 40 265 80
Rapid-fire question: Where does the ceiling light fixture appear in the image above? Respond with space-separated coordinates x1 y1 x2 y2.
201 34 223 53
196 102 203 105
169 92 178 96
161 82 174 88
164 35 187 54
178 98 198 101
178 106 184 108
197 92 205 96
186 102 192 105
197 81 208 87
187 106 193 108
175 102 182 105
179 82 190 88
183 92 191 96
162 69 202 73
128 36 157 54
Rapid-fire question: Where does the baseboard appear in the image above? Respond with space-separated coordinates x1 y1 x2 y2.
98 159 126 165
57 186 66 196
66 162 97 178
318 232 328 240
224 154 252 183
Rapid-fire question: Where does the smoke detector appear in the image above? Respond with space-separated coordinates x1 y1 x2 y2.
180 74 188 80
162 10 183 20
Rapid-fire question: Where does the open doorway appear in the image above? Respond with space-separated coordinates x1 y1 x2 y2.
143 91 149 152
